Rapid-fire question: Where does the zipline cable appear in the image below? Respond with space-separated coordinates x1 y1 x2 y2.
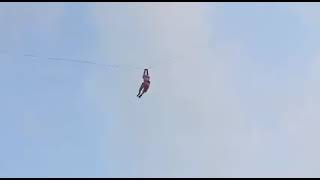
0 50 152 70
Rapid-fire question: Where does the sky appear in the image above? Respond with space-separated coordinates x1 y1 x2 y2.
1 2 320 178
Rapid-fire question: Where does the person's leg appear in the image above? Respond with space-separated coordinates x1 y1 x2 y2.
138 91 144 98
139 84 149 98
137 83 144 97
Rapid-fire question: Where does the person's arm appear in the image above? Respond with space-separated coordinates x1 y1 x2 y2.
146 69 149 76
142 69 146 78
143 69 148 76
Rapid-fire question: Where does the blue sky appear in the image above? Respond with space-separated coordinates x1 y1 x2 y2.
1 2 320 177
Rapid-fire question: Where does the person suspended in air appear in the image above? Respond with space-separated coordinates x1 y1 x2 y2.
137 69 150 98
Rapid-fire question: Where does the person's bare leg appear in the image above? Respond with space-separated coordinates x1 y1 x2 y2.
137 83 144 97
139 85 148 98
138 91 145 98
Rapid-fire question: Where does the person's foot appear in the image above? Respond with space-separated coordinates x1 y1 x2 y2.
138 95 142 98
